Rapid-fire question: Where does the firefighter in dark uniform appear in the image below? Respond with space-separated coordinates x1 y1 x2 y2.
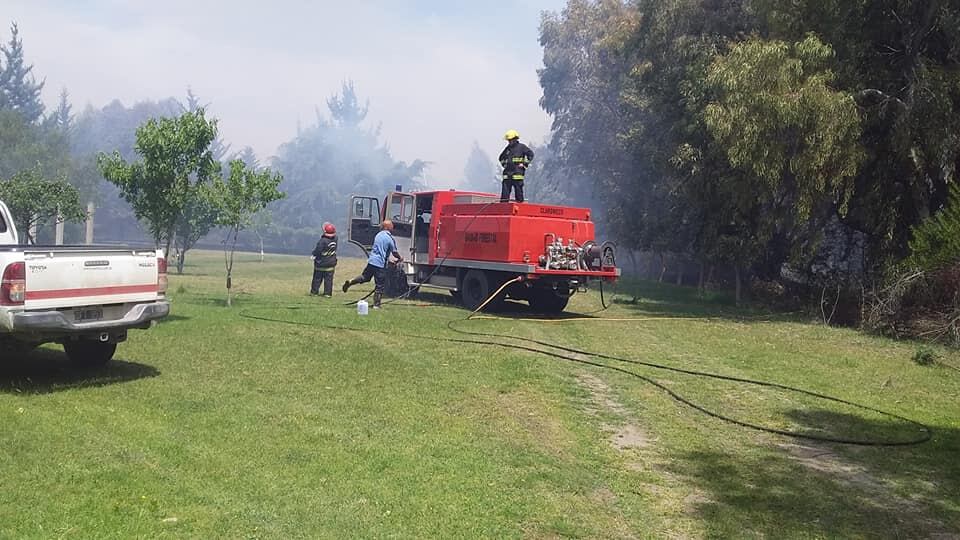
310 222 338 297
498 129 534 203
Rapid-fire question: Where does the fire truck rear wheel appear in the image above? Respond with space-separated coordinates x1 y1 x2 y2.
529 288 570 314
461 269 501 311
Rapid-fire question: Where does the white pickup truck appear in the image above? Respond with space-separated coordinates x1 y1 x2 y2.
0 201 169 366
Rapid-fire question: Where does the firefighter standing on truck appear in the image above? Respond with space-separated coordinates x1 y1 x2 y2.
341 220 402 309
499 129 534 203
310 222 338 297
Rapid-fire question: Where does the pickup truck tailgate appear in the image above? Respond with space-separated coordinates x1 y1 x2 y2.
23 249 159 310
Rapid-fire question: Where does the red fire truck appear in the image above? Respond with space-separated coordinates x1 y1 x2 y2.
347 189 619 312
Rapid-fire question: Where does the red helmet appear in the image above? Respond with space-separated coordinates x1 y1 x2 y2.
323 222 336 235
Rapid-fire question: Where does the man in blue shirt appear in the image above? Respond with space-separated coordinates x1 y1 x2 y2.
342 220 402 308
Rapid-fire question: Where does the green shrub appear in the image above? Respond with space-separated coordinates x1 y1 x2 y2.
912 346 939 366
909 183 960 271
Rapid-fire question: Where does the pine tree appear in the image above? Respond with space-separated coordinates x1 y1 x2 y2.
0 23 45 123
182 87 230 161
234 146 259 171
183 87 202 114
50 87 72 132
462 141 496 190
326 81 368 128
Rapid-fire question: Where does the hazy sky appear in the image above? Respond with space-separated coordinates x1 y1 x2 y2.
2 0 565 187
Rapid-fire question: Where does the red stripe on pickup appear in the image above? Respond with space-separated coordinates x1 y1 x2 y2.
25 284 158 300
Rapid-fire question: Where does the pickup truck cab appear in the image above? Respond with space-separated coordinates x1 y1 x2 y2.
0 201 169 366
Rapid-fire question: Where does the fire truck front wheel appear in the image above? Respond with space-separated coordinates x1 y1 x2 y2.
460 269 504 312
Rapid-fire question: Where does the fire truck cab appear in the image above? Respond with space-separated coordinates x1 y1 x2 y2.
348 189 618 312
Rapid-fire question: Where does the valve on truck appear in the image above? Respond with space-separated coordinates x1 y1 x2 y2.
539 235 609 271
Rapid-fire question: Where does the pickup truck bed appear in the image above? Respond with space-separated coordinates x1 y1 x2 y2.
0 244 169 366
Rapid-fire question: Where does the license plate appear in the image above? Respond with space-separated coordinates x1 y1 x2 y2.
74 308 103 322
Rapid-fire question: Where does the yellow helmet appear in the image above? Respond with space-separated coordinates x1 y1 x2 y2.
504 129 520 141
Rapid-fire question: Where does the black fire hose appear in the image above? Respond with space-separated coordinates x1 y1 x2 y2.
238 299 932 448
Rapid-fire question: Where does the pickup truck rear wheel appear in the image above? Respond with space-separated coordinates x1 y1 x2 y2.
64 341 117 367
0 340 38 359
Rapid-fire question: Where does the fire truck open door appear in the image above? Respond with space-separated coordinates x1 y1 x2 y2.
385 191 415 260
348 195 381 254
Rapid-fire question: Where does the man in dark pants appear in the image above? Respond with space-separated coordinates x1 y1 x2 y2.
310 222 338 297
498 129 534 203
341 220 402 309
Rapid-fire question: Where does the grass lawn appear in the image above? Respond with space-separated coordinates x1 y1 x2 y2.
1 249 959 538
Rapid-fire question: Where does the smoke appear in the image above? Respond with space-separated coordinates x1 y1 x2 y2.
7 0 564 184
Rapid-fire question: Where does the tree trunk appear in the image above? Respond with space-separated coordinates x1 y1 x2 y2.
54 208 64 245
676 258 684 286
28 215 37 244
85 201 94 245
758 230 790 281
176 249 186 274
707 265 715 287
735 266 742 306
627 250 638 277
255 231 265 262
658 253 666 283
224 226 239 307
698 261 706 296
162 233 173 266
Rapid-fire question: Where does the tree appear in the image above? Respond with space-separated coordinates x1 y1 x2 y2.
249 209 276 262
271 83 425 246
69 98 184 242
229 146 272 260
701 35 864 277
738 0 960 273
615 0 761 284
97 109 219 258
909 182 960 271
538 0 639 211
536 0 960 314
49 87 72 133
233 146 259 171
0 109 69 180
181 88 231 162
72 98 184 160
0 22 45 124
326 80 369 128
172 183 219 274
0 166 85 243
539 2 867 288
213 160 285 306
513 142 578 207
462 141 497 191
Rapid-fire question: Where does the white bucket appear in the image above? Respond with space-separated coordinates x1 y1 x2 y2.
357 299 369 315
